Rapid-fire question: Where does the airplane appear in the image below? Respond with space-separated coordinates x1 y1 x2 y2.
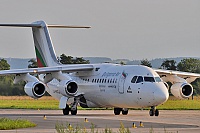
0 20 199 116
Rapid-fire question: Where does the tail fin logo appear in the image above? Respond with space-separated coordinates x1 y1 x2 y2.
35 46 47 67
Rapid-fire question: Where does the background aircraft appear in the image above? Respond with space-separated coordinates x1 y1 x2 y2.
0 21 199 116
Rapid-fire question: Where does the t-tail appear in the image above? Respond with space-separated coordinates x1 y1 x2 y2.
0 20 90 67
32 21 60 67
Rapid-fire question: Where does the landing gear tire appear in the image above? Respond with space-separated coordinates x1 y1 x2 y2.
71 108 77 115
114 108 122 115
155 109 159 116
122 109 128 115
149 109 155 116
149 106 159 116
63 104 70 115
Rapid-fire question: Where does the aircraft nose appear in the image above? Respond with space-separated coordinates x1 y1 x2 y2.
154 87 169 104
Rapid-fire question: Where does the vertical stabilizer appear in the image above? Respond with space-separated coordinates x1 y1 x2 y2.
0 21 90 68
32 21 61 67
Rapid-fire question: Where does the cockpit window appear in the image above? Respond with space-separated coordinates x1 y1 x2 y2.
136 76 143 83
131 76 138 83
155 77 162 82
144 77 155 82
131 76 161 83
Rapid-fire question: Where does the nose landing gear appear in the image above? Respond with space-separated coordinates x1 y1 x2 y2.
149 106 159 116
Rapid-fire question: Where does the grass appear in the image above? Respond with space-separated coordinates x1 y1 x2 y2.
0 96 200 110
0 96 59 110
55 122 178 133
0 117 36 130
157 96 200 110
55 122 131 133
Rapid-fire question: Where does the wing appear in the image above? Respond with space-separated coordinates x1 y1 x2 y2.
154 69 200 83
0 64 94 75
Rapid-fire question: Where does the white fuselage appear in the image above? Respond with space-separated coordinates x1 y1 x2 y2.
46 64 169 109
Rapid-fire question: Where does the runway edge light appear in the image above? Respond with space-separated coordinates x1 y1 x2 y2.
43 115 47 120
132 122 137 128
139 121 144 127
68 124 72 130
84 118 89 122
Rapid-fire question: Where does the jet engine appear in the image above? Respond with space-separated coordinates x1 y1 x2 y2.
171 82 193 99
58 80 78 97
24 81 46 99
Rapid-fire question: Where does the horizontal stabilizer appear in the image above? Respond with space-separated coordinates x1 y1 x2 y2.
0 24 42 28
48 25 91 28
0 24 91 29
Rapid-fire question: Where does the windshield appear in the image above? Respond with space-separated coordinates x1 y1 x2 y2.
136 76 143 83
131 76 162 83
131 76 137 83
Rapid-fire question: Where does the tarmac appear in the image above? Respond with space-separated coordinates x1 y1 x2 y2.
0 109 200 133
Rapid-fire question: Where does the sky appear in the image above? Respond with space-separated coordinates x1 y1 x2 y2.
0 0 199 60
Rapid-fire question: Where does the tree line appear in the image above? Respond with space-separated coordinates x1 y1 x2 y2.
1 55 200 95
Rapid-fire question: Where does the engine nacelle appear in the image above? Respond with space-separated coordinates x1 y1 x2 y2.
24 82 46 99
171 82 193 99
59 80 78 97
164 82 169 90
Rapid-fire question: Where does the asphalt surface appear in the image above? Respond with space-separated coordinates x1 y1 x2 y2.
0 109 200 133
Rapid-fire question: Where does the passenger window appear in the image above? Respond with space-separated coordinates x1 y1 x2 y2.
144 77 155 82
131 76 138 83
155 77 162 82
136 76 143 83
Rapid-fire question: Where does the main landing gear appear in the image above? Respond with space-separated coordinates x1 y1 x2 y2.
63 104 70 115
114 108 128 115
63 97 79 115
149 106 159 116
63 104 78 115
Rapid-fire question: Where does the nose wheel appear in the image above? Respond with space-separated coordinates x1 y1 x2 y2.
149 106 159 116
